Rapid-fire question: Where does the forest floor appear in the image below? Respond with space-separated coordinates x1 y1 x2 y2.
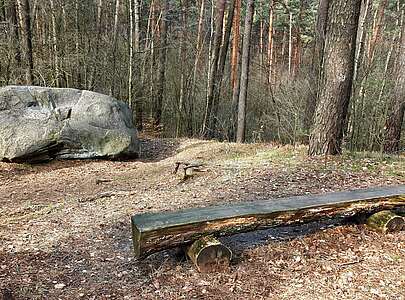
0 137 405 300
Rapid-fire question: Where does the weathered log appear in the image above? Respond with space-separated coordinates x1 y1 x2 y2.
131 185 405 258
366 210 405 233
186 235 232 272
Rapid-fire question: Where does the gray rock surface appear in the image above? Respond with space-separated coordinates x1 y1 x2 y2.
0 86 139 162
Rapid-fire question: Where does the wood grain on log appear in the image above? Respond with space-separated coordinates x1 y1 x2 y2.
366 210 405 233
131 185 405 258
186 235 232 272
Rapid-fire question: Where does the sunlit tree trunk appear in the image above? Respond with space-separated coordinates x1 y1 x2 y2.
309 0 361 155
367 0 388 65
236 0 254 143
304 0 329 133
231 0 240 89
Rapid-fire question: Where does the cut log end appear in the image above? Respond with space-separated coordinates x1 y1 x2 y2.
366 210 405 233
187 236 232 273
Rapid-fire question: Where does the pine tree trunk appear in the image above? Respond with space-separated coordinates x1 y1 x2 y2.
128 0 134 109
304 0 329 133
309 0 361 155
153 0 168 126
134 0 140 52
110 0 120 96
9 1 21 70
367 0 388 65
231 0 240 89
49 0 59 87
187 0 205 136
202 0 226 137
236 0 254 143
383 18 405 153
16 0 33 85
177 0 188 137
89 0 103 90
209 0 236 137
267 0 274 85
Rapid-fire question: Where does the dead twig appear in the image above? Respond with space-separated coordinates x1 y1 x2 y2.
79 190 135 203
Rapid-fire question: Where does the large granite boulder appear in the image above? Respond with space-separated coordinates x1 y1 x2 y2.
0 86 139 162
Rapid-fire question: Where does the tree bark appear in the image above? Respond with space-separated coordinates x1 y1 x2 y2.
110 0 121 96
209 0 236 136
48 0 59 87
153 0 168 126
16 0 33 85
309 0 361 155
128 0 134 109
267 0 274 85
304 0 329 133
236 0 254 143
367 0 388 65
201 0 226 137
383 18 405 153
231 0 241 89
9 1 21 69
186 0 205 136
89 0 103 90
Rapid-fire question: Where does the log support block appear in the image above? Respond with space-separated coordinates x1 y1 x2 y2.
186 236 232 272
366 210 405 233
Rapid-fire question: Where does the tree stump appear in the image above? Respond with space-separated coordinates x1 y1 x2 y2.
186 236 232 272
174 161 205 180
366 210 405 233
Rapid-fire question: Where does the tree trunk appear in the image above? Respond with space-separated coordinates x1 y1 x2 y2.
187 0 205 136
231 0 241 89
128 0 134 109
134 0 140 52
304 0 329 133
209 0 236 137
236 0 254 143
367 0 388 65
89 0 103 90
383 18 405 153
201 0 226 137
309 0 361 155
353 0 371 83
48 0 59 87
16 0 33 85
74 0 81 88
177 0 188 137
153 0 168 126
9 1 21 70
288 8 293 76
267 0 274 85
110 0 120 96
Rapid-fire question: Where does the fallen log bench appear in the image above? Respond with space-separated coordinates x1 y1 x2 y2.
131 185 405 269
